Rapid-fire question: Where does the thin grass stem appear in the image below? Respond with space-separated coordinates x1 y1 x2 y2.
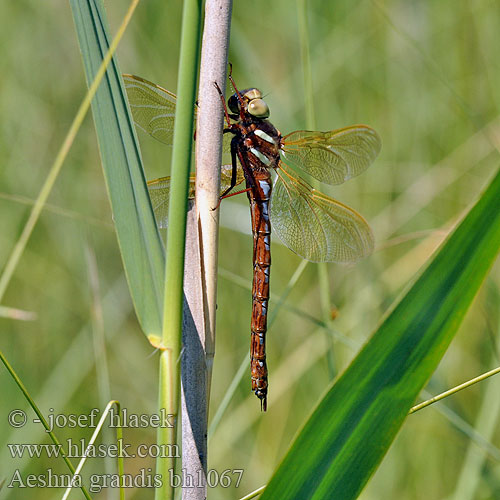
0 305 36 321
62 400 124 500
297 0 336 379
238 484 267 500
156 0 203 498
410 365 500 414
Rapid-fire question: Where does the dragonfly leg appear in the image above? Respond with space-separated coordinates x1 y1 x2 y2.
213 81 233 127
227 71 247 122
221 187 252 200
213 138 250 210
213 187 252 210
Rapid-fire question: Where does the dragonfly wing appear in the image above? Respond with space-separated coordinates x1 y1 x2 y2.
123 74 190 145
124 74 232 159
220 163 245 193
222 132 233 165
270 163 374 263
281 125 381 185
147 165 244 228
147 176 196 228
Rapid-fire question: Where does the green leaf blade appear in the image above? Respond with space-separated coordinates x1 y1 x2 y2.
70 0 164 337
261 168 500 500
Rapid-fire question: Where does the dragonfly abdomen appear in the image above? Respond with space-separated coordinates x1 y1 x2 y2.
249 175 272 411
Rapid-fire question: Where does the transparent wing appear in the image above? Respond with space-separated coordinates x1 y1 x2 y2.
123 73 232 163
219 163 245 195
147 164 245 228
281 125 381 185
221 132 232 163
270 162 374 263
147 176 195 229
123 73 232 152
123 74 182 145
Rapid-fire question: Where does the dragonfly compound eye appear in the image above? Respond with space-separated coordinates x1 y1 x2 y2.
248 98 270 119
228 94 241 114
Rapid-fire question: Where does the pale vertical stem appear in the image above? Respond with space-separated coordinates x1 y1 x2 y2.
181 203 207 500
180 2 233 499
195 0 233 404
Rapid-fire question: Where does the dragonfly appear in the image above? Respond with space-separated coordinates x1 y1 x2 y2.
123 72 381 411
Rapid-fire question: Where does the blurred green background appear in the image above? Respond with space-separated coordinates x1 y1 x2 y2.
1 1 499 499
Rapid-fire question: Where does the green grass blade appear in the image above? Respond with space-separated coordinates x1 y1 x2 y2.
260 167 500 500
70 0 164 337
155 0 203 497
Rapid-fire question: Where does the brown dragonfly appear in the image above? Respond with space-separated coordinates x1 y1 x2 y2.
123 72 381 411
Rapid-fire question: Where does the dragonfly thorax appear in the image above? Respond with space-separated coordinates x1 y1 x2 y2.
241 121 282 171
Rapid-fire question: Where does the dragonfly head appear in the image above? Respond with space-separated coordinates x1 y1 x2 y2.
228 88 270 119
